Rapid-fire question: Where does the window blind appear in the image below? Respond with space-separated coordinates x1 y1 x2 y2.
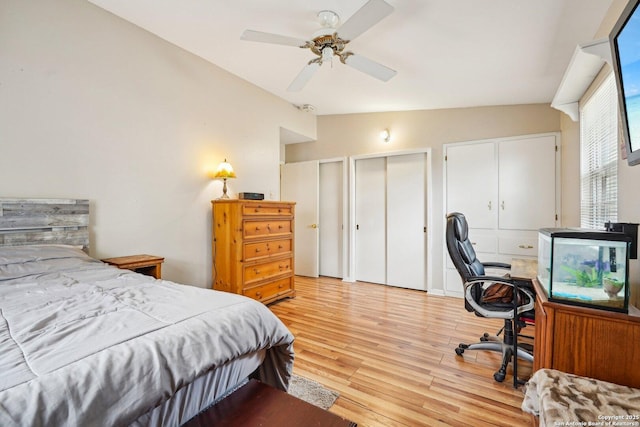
580 73 618 230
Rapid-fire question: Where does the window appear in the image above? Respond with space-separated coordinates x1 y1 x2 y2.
580 73 618 229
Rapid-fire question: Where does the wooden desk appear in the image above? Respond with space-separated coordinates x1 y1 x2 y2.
533 278 640 388
102 254 164 279
510 258 538 281
183 380 356 427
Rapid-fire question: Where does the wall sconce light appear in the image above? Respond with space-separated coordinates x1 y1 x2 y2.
213 158 236 199
380 129 391 143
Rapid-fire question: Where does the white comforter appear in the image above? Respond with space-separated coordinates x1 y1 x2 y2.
0 245 294 426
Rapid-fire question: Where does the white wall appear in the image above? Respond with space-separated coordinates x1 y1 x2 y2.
0 0 316 287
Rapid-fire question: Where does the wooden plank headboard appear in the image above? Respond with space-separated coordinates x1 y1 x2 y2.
0 198 90 251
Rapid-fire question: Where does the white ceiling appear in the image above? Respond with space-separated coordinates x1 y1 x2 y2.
87 0 613 116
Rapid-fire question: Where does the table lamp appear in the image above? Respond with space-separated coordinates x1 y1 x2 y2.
213 159 236 199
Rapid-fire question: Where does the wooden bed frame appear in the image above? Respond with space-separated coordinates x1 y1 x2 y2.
0 198 89 251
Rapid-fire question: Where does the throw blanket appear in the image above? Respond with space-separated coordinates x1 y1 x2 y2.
522 369 640 427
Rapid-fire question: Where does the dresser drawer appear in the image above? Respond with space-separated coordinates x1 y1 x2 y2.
243 277 293 302
499 236 538 257
242 204 293 217
244 258 293 285
244 220 292 238
244 239 292 262
468 232 498 254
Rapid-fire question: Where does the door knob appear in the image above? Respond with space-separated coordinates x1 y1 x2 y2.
310 224 318 229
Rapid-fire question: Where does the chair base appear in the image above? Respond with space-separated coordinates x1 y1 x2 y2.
455 321 533 387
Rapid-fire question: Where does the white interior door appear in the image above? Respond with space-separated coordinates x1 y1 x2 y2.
319 161 343 278
386 153 426 290
446 142 497 229
355 157 386 284
498 135 557 230
281 161 319 277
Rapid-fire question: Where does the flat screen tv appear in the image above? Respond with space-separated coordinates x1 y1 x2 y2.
610 0 640 166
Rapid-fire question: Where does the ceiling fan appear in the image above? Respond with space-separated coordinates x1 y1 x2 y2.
240 0 397 91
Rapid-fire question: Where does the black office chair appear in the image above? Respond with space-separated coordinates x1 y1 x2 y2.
445 212 535 387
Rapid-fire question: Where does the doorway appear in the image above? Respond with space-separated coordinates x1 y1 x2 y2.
281 159 346 279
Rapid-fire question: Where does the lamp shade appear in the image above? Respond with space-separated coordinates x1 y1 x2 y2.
213 159 236 179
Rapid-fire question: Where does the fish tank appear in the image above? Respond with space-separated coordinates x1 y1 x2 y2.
537 228 631 313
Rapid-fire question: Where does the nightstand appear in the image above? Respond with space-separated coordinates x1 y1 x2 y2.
102 254 165 279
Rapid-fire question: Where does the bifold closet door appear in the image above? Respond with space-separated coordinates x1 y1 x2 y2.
354 157 386 284
386 153 426 290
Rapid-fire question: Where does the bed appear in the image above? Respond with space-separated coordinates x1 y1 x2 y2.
0 199 295 426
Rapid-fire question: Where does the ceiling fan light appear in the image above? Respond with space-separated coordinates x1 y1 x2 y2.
321 46 334 62
317 10 340 29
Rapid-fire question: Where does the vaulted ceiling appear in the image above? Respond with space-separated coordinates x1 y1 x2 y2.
88 0 614 115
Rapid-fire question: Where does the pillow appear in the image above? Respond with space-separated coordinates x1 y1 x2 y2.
0 244 90 266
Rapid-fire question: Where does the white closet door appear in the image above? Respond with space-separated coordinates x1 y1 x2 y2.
498 135 557 230
281 161 319 277
355 157 386 284
319 161 343 278
387 153 426 290
446 142 497 229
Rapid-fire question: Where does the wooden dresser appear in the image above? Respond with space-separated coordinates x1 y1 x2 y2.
212 199 295 304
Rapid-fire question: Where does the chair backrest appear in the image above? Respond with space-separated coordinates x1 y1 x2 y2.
446 212 486 310
446 212 486 280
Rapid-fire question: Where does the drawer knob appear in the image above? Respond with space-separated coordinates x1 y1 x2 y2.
254 269 260 274
518 244 534 249
255 208 259 212
279 225 284 229
255 226 260 231
255 248 261 253
278 283 283 288
278 245 283 249
256 292 262 297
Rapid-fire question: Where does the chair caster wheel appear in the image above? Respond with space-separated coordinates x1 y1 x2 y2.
493 371 506 382
480 333 489 342
455 347 464 356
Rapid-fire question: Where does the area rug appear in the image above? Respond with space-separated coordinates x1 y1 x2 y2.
288 374 339 410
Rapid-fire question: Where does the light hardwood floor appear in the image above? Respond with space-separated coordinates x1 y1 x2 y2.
269 276 535 427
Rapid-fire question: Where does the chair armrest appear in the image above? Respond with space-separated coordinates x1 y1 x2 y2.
482 262 511 270
465 275 518 286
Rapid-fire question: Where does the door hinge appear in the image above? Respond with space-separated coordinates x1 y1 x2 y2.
555 145 558 152
445 155 448 161
423 226 427 233
555 214 558 221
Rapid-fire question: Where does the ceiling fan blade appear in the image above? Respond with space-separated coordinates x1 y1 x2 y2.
344 54 397 82
337 0 394 41
287 61 321 91
241 30 308 47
